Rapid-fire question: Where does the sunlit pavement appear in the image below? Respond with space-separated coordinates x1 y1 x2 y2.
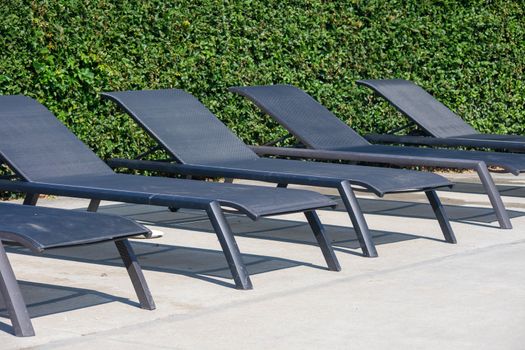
2 173 525 349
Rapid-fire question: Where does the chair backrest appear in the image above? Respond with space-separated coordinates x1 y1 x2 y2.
357 79 478 138
0 95 113 181
101 89 259 165
230 85 371 150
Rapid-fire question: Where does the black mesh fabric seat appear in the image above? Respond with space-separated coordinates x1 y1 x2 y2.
0 94 341 291
102 89 458 260
230 84 525 230
343 145 525 174
0 202 155 337
358 79 525 152
29 173 332 218
164 158 450 196
0 202 150 251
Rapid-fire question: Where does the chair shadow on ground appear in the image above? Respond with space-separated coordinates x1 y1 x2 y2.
94 203 452 254
2 240 314 325
331 194 525 228
441 181 525 199
0 280 138 334
4 197 457 304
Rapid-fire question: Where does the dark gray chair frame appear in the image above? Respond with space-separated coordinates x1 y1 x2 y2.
101 89 457 260
229 84 525 230
0 202 154 337
358 79 525 152
0 95 340 291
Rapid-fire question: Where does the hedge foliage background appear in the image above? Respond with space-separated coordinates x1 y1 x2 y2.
0 0 524 161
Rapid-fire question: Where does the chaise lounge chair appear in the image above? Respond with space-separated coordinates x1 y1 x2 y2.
229 84 525 230
0 95 341 291
0 202 154 336
101 89 456 260
358 79 525 152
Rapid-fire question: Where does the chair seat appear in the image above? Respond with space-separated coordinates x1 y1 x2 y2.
31 173 336 219
174 158 452 196
343 145 525 173
0 202 149 252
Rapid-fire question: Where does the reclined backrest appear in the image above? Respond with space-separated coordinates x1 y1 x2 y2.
102 89 260 165
357 79 478 138
0 95 114 181
230 85 372 150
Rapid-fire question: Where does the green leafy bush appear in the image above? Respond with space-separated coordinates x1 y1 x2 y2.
0 0 523 160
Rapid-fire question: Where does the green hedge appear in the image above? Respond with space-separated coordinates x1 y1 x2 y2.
1 0 524 161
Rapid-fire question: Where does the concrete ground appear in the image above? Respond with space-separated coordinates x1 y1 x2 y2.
1 173 525 349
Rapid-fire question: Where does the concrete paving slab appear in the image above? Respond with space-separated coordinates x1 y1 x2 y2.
1 177 524 349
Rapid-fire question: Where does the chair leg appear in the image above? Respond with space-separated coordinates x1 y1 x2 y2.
87 199 101 212
206 201 253 290
0 242 35 337
475 164 512 229
338 181 378 258
425 191 457 244
304 211 341 271
114 239 156 310
22 194 39 206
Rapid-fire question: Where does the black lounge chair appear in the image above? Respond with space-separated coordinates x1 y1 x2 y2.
0 95 341 291
358 79 525 152
0 202 154 337
229 84 525 230
102 89 456 260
